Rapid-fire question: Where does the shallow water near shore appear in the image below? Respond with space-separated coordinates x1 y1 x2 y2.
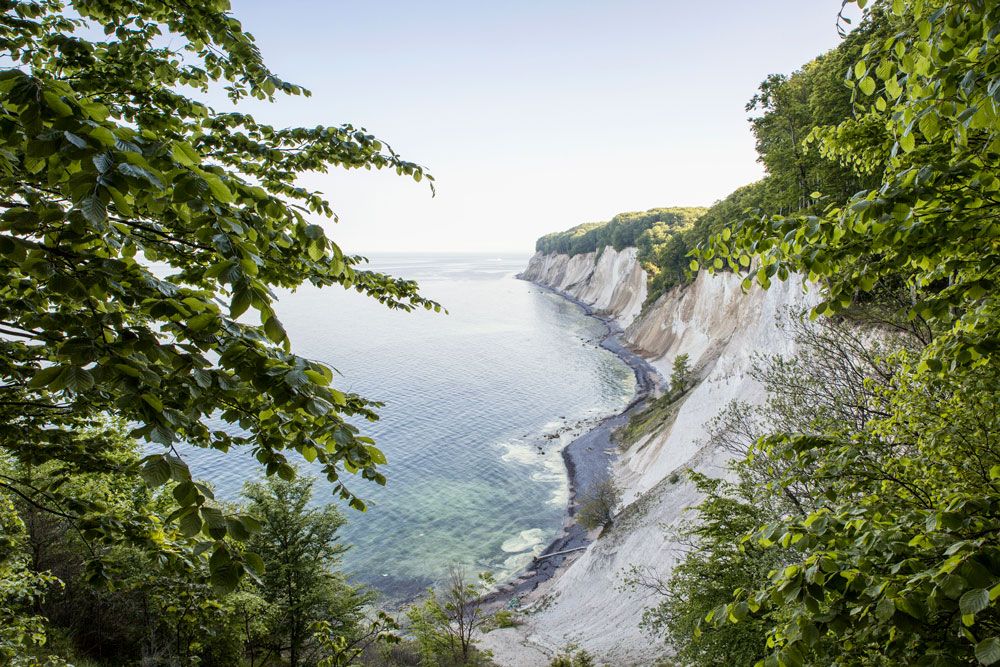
179 253 636 600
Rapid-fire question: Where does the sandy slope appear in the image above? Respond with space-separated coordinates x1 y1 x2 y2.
482 248 816 665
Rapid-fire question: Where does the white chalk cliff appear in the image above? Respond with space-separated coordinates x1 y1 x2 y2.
520 246 648 329
484 247 817 665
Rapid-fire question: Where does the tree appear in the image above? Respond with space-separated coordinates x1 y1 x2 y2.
0 420 249 664
630 316 908 665
688 1 1000 663
747 71 815 212
624 474 776 667
0 494 66 666
0 0 438 590
575 479 620 532
705 0 999 373
669 353 692 396
407 565 495 666
243 474 370 667
311 612 401 667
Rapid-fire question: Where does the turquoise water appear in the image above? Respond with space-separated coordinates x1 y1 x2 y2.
181 253 635 598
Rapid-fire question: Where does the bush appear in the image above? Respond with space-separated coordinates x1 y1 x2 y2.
549 644 596 667
405 566 495 666
488 610 520 630
575 480 620 532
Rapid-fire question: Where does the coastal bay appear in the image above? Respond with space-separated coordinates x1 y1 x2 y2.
177 253 638 599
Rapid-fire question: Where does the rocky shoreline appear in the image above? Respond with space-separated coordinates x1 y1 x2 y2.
481 278 662 609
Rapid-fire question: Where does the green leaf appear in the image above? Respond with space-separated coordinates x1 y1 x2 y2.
201 506 226 530
171 141 200 167
209 550 241 593
329 389 347 406
922 358 943 373
178 509 202 537
92 153 113 173
42 90 73 116
63 131 88 148
225 516 250 541
107 187 133 216
79 196 107 225
231 288 251 318
263 315 286 344
187 312 216 331
919 112 940 140
141 456 172 487
875 597 895 622
201 172 234 203
141 393 164 412
88 126 116 147
349 497 366 512
165 455 190 481
961 589 990 616
28 365 63 388
900 132 916 153
172 481 200 507
366 445 387 465
245 551 265 575
303 369 330 385
977 638 1000 666
942 574 967 599
60 366 95 392
117 163 163 188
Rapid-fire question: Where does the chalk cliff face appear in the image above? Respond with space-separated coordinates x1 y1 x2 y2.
485 248 818 665
521 247 647 329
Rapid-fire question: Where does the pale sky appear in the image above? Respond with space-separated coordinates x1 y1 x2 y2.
226 1 860 253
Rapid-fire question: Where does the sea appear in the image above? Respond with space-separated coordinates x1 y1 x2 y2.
180 253 636 600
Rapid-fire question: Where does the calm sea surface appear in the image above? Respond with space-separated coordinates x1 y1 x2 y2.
181 253 635 599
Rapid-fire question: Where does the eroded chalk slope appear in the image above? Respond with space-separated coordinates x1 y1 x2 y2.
486 250 815 665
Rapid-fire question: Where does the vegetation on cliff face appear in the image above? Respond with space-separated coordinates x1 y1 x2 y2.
632 1 1000 665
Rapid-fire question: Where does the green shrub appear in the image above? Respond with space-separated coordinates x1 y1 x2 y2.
575 480 620 532
549 644 596 667
489 610 520 630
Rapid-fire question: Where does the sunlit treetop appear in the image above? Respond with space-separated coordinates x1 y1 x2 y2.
701 0 1000 373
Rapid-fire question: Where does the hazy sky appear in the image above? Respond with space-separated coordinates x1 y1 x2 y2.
226 1 860 254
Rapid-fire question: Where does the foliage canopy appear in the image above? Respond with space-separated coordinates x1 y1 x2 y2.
661 1 1000 665
0 0 437 591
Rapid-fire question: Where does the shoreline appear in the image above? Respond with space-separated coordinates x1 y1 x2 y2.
481 278 662 607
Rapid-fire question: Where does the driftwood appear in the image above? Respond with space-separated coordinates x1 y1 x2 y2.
535 546 587 560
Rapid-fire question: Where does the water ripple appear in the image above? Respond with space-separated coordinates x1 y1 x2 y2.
179 254 635 599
